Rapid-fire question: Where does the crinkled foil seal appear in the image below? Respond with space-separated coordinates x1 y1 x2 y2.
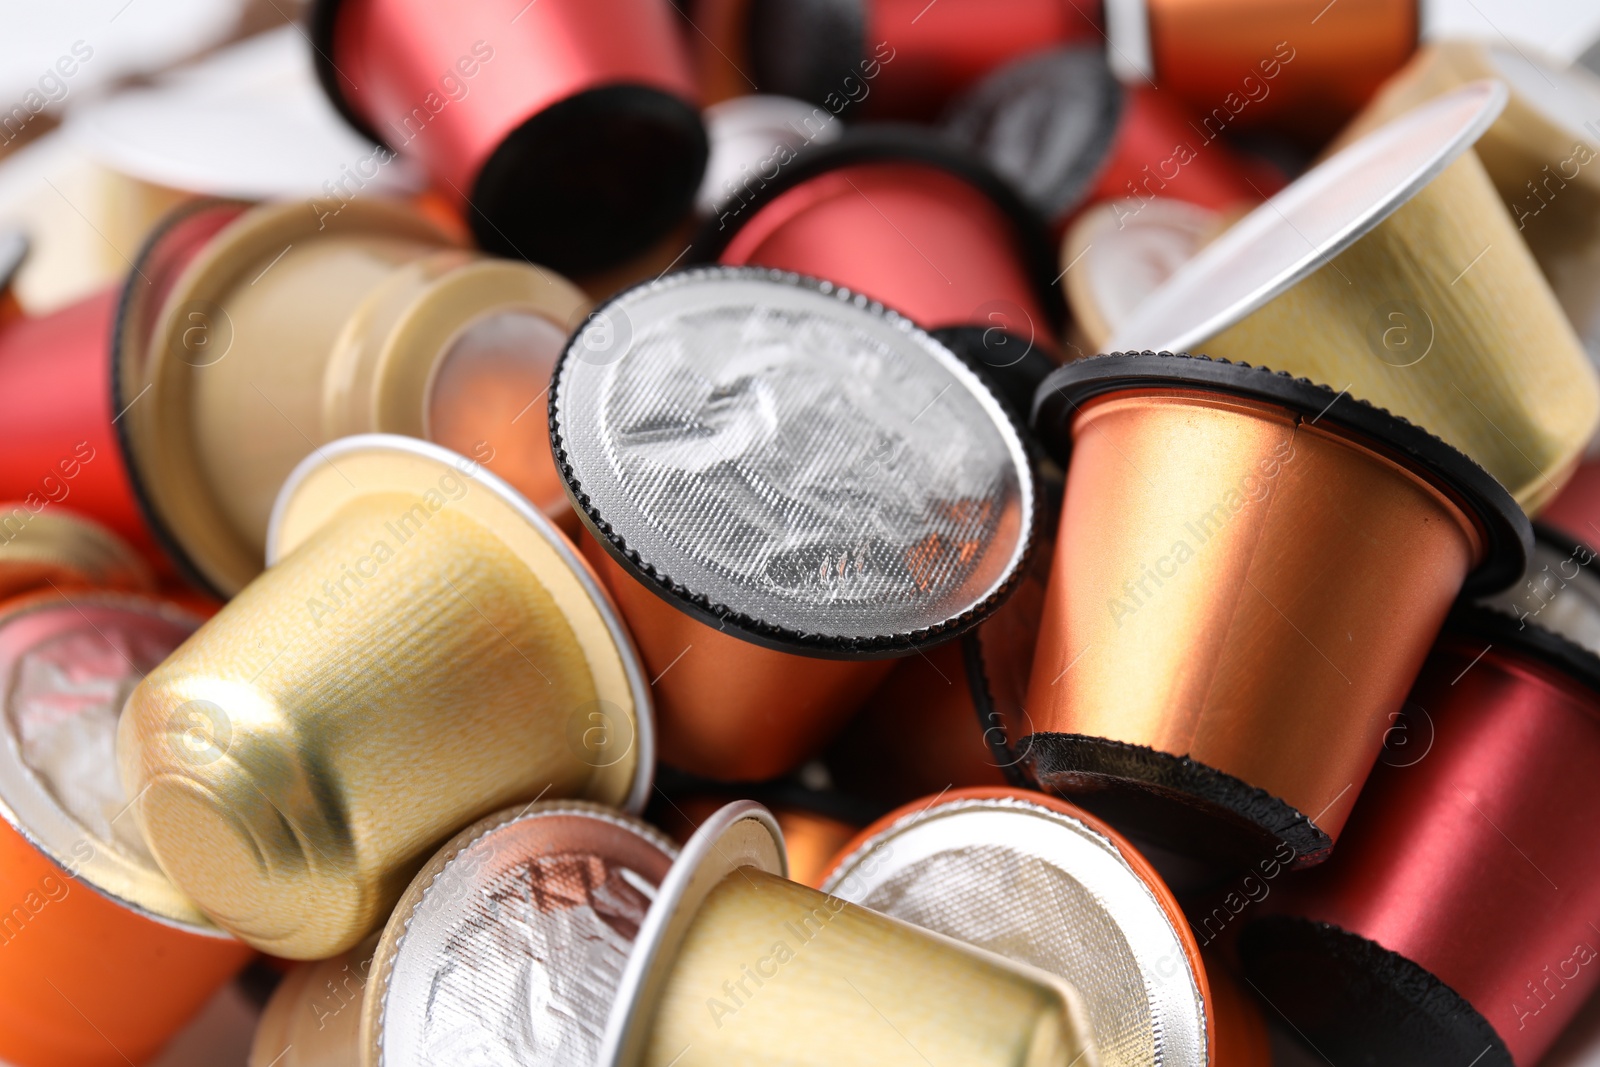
370 803 679 1067
549 266 1036 656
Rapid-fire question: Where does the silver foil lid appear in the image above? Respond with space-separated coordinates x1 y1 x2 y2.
822 793 1208 1067
552 267 1035 653
371 803 678 1067
942 46 1124 222
0 593 210 929
1479 533 1600 655
696 95 844 218
1108 80 1508 354
1486 42 1600 147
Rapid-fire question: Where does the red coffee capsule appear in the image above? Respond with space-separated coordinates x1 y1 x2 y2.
309 0 707 275
0 204 241 580
1241 529 1600 1067
702 126 1064 360
942 46 1278 230
1103 0 1419 140
688 0 1098 119
1540 458 1600 551
1025 352 1529 870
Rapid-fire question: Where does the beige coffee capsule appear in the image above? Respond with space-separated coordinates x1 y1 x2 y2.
115 198 590 596
599 802 1098 1067
0 504 154 601
1108 81 1599 511
1331 39 1600 364
117 435 652 959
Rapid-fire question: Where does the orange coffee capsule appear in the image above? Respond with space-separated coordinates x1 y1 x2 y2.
0 588 252 1067
1024 352 1529 869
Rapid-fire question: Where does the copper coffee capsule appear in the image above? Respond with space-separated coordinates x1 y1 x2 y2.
249 801 678 1067
1240 529 1600 1067
598 801 1097 1066
0 585 253 1067
700 125 1064 360
822 788 1273 1067
117 435 653 958
943 46 1272 233
687 0 1097 118
1108 81 1600 512
551 267 1036 781
309 0 706 276
1060 197 1223 355
115 197 589 596
1026 352 1529 868
1331 40 1600 363
1103 0 1417 139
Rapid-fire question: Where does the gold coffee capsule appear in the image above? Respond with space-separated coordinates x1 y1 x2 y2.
115 198 590 595
0 503 154 601
1331 40 1600 363
1060 197 1223 355
1107 81 1599 511
249 801 678 1067
117 435 653 959
599 801 1097 1067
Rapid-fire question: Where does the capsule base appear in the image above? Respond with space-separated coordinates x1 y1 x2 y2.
1240 916 1511 1067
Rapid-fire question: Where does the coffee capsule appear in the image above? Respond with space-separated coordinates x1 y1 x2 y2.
1027 352 1530 868
695 94 844 219
249 802 678 1067
699 126 1063 357
1103 0 1417 139
1107 81 1600 511
598 800 1097 1066
117 435 653 958
0 588 253 1067
309 0 706 276
942 47 1272 231
1060 197 1223 355
1240 529 1600 1067
114 197 590 596
551 266 1036 780
821 787 1273 1067
686 0 1097 118
1331 40 1600 364
0 281 158 569
0 504 154 601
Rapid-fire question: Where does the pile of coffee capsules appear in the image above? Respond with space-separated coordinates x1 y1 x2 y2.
5 1 1600 1064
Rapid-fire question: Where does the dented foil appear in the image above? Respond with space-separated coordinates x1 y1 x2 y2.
554 268 1032 642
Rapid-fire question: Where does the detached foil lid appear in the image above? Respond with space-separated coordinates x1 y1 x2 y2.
366 802 679 1067
823 791 1208 1067
0 592 210 929
551 266 1035 654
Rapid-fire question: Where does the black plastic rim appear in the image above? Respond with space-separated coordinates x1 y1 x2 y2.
1240 917 1511 1067
469 83 708 276
650 763 889 830
1020 732 1334 869
108 197 252 599
306 0 388 147
689 124 1068 335
548 265 1037 660
1032 351 1532 597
